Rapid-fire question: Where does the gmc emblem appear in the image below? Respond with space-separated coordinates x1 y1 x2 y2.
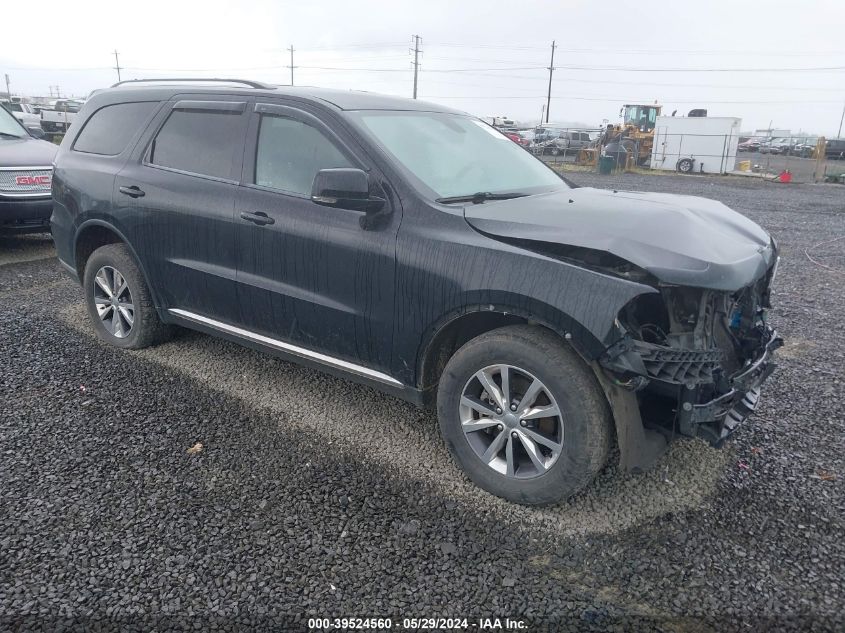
16 175 51 186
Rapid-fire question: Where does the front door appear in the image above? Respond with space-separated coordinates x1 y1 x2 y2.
234 102 400 374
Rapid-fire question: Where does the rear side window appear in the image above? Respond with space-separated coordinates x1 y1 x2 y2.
254 115 352 196
73 102 157 156
148 109 243 179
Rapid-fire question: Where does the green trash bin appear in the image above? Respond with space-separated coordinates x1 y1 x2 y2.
599 155 615 175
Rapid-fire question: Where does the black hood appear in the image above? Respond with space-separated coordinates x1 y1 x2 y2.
463 187 774 291
0 136 58 168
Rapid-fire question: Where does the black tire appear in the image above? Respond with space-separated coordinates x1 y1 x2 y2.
677 158 694 173
436 325 612 505
83 243 172 349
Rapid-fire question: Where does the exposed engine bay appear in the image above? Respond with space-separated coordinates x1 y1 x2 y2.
601 256 782 446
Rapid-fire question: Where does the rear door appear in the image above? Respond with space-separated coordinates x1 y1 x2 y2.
234 101 400 373
113 95 250 323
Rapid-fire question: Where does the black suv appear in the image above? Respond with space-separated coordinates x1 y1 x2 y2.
825 138 845 160
51 79 781 505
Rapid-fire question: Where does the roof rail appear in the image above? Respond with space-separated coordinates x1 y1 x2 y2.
110 78 274 89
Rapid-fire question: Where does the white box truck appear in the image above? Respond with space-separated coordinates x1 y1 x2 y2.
650 116 742 174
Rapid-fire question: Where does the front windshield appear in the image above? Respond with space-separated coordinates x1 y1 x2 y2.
351 111 566 199
0 105 27 138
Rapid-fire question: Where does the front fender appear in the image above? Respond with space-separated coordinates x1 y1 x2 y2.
415 295 606 377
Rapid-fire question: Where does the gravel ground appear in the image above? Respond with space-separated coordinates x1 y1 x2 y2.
0 234 55 267
1 174 843 632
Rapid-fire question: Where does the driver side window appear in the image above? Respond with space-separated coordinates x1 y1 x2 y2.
254 115 352 197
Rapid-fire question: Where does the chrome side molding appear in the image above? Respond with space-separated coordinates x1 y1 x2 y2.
167 308 404 387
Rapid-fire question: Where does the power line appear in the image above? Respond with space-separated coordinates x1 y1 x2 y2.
423 52 845 64
427 43 845 56
125 65 283 72
2 66 113 71
426 43 548 51
422 95 845 104
420 75 845 92
282 64 845 73
296 65 546 72
548 47 845 57
552 64 845 72
13 61 843 75
294 42 408 51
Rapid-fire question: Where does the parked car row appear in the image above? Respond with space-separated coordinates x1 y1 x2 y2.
499 125 596 156
758 137 811 156
1 98 85 135
737 136 844 159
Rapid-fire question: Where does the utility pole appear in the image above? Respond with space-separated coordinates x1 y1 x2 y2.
113 50 122 82
411 34 421 99
4 74 10 99
287 45 295 86
838 102 844 138
545 40 556 123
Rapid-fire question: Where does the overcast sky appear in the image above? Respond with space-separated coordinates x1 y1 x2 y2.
3 0 844 135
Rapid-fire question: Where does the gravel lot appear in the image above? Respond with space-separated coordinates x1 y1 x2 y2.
1 175 843 632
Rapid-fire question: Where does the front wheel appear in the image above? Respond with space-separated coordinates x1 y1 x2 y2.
436 325 612 505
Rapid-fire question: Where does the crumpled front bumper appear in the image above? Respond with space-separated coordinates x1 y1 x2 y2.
685 328 783 445
600 325 783 446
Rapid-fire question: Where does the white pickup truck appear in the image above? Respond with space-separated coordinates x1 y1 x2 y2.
40 99 85 132
0 100 41 130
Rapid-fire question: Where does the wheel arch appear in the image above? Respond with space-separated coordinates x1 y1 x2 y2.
416 302 605 395
74 220 162 310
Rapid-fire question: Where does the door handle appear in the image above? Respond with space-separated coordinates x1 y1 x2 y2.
239 211 275 226
119 185 145 198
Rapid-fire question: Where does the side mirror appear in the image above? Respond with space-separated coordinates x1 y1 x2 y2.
311 168 385 213
27 126 45 139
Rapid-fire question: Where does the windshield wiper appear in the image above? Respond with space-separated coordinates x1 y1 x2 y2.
0 132 25 139
436 191 528 205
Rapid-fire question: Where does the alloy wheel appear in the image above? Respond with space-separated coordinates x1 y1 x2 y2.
93 265 135 338
459 364 564 479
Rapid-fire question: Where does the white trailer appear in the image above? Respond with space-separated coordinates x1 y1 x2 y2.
650 116 742 174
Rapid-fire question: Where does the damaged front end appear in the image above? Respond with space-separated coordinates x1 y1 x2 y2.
600 255 783 449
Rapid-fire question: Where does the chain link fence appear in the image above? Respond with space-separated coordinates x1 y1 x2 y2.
500 125 845 184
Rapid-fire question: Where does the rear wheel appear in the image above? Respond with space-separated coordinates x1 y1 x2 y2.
83 243 173 349
436 325 612 505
